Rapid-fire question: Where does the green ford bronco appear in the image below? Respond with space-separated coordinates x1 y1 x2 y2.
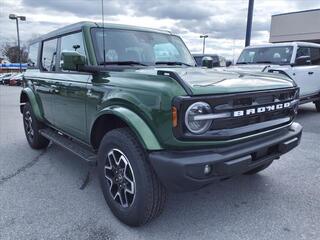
21 21 302 226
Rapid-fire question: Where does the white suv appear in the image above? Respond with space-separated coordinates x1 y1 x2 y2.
228 42 320 112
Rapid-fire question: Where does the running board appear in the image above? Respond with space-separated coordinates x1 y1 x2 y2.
39 128 97 166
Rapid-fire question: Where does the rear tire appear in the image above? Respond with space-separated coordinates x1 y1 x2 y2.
97 128 166 227
243 161 273 175
23 102 49 149
315 100 320 112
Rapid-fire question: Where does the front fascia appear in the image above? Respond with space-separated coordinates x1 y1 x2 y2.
163 87 299 150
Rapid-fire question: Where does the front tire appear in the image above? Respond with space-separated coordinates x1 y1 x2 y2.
98 128 166 227
315 100 320 112
23 102 49 149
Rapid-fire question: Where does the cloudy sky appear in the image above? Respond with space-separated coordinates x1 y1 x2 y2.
1 0 320 60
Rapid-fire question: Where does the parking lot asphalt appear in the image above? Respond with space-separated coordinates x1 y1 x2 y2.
0 85 319 240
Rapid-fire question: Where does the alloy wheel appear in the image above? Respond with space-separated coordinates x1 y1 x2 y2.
24 111 34 141
104 148 136 208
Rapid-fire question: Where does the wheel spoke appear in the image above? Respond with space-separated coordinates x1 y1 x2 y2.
24 111 34 140
119 188 128 207
104 148 136 208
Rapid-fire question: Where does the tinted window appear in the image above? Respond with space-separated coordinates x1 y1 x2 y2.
60 32 86 56
28 43 39 68
310 48 320 65
42 39 57 71
296 47 320 65
296 47 310 59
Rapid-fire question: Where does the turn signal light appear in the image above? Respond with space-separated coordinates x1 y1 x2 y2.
172 106 178 127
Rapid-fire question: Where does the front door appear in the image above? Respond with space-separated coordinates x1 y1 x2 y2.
51 31 90 141
292 46 320 96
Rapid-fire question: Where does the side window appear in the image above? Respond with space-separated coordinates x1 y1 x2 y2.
295 47 311 66
27 43 39 68
60 32 86 71
42 38 58 71
310 48 320 65
296 47 310 58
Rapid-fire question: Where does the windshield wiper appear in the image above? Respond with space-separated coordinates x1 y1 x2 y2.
99 61 148 66
236 62 249 64
155 61 193 67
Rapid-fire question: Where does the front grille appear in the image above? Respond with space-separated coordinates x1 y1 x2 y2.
173 87 299 141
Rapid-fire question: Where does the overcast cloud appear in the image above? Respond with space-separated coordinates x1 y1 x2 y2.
1 0 320 60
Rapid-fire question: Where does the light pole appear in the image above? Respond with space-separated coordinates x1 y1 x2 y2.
9 14 26 72
200 34 208 55
245 0 254 47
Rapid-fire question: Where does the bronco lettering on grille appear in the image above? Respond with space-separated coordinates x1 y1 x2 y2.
233 102 291 117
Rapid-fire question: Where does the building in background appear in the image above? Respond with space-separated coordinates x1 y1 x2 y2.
269 9 320 44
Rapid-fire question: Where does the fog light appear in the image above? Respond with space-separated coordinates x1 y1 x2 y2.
204 164 212 175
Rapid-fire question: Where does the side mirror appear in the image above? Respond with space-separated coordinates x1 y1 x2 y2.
201 56 214 68
295 55 311 66
226 60 232 67
61 51 86 71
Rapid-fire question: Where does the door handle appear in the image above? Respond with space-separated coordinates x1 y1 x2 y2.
308 72 314 75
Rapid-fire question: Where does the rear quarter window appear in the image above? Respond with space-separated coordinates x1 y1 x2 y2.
41 38 58 72
27 43 39 69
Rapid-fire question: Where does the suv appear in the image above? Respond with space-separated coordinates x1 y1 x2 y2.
21 22 302 226
230 42 320 111
193 53 231 67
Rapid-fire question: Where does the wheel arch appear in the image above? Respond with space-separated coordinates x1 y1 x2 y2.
90 106 162 151
20 88 44 121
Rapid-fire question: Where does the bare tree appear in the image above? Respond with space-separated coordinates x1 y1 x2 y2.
0 43 28 63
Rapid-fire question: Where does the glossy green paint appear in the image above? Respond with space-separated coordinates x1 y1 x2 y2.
94 106 162 150
86 71 186 150
21 86 44 121
82 24 97 66
22 22 297 151
135 67 295 95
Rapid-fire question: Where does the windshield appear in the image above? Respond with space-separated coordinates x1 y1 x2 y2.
91 28 195 66
237 46 293 65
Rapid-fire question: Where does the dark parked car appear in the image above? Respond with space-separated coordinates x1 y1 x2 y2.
193 54 232 67
0 73 11 84
1 73 17 85
9 73 23 86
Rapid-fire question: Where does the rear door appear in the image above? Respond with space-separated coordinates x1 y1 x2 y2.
50 31 90 141
28 38 58 124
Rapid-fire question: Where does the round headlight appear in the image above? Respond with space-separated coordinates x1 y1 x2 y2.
185 102 212 134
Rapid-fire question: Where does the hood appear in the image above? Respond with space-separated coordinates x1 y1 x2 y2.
224 64 272 72
135 67 295 96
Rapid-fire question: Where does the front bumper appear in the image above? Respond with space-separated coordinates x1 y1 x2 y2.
149 122 302 192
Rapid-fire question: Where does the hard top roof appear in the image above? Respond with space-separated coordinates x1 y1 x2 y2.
244 41 320 49
29 21 172 44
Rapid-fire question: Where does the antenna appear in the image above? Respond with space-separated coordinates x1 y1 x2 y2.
101 0 106 66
